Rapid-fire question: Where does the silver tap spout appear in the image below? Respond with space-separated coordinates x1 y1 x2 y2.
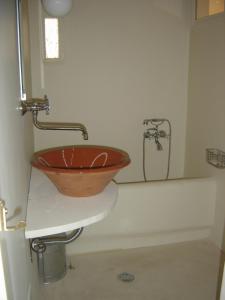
32 111 88 140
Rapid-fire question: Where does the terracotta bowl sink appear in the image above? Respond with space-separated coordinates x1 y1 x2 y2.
31 145 130 197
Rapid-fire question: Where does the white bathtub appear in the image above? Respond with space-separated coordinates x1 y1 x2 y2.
67 177 216 255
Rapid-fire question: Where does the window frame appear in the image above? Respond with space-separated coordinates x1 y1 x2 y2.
195 0 225 20
43 16 62 62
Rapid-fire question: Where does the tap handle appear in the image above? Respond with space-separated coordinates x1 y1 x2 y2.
44 95 50 115
17 95 50 115
143 119 150 126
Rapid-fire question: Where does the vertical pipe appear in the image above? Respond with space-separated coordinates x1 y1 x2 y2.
15 0 26 100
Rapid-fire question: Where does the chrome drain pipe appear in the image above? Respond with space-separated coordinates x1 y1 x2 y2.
31 228 83 249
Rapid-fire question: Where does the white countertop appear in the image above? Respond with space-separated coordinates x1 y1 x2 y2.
25 169 118 239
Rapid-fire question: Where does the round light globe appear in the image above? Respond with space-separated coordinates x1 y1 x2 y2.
42 0 72 17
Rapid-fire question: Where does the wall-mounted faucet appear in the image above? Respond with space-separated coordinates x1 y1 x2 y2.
142 118 172 181
144 127 166 151
32 111 88 140
19 96 50 115
18 96 88 140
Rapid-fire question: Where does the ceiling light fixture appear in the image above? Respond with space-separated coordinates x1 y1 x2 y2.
42 0 72 17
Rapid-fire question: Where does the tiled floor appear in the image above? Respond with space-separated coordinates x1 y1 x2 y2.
43 240 223 300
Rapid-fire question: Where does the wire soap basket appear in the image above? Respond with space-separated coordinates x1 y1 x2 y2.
206 148 225 169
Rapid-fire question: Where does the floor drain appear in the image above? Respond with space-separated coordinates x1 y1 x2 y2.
118 272 135 282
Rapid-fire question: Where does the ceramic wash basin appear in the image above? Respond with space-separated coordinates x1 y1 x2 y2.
31 145 130 197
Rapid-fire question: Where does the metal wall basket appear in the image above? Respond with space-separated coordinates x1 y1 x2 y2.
206 148 225 169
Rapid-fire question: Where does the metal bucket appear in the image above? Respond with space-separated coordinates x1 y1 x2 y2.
31 228 83 284
35 233 67 284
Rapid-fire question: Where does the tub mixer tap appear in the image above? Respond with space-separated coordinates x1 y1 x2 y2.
142 118 172 181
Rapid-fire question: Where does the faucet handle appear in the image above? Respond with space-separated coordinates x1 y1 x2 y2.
17 95 50 115
143 119 150 126
44 95 50 115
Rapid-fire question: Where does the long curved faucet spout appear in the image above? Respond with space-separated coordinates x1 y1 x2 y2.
32 111 88 140
18 96 88 140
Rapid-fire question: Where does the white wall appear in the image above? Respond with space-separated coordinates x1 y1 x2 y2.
185 13 225 249
30 0 192 182
0 1 41 299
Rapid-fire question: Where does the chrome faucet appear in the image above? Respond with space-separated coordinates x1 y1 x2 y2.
18 96 88 140
144 127 164 151
32 111 88 140
18 96 50 115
